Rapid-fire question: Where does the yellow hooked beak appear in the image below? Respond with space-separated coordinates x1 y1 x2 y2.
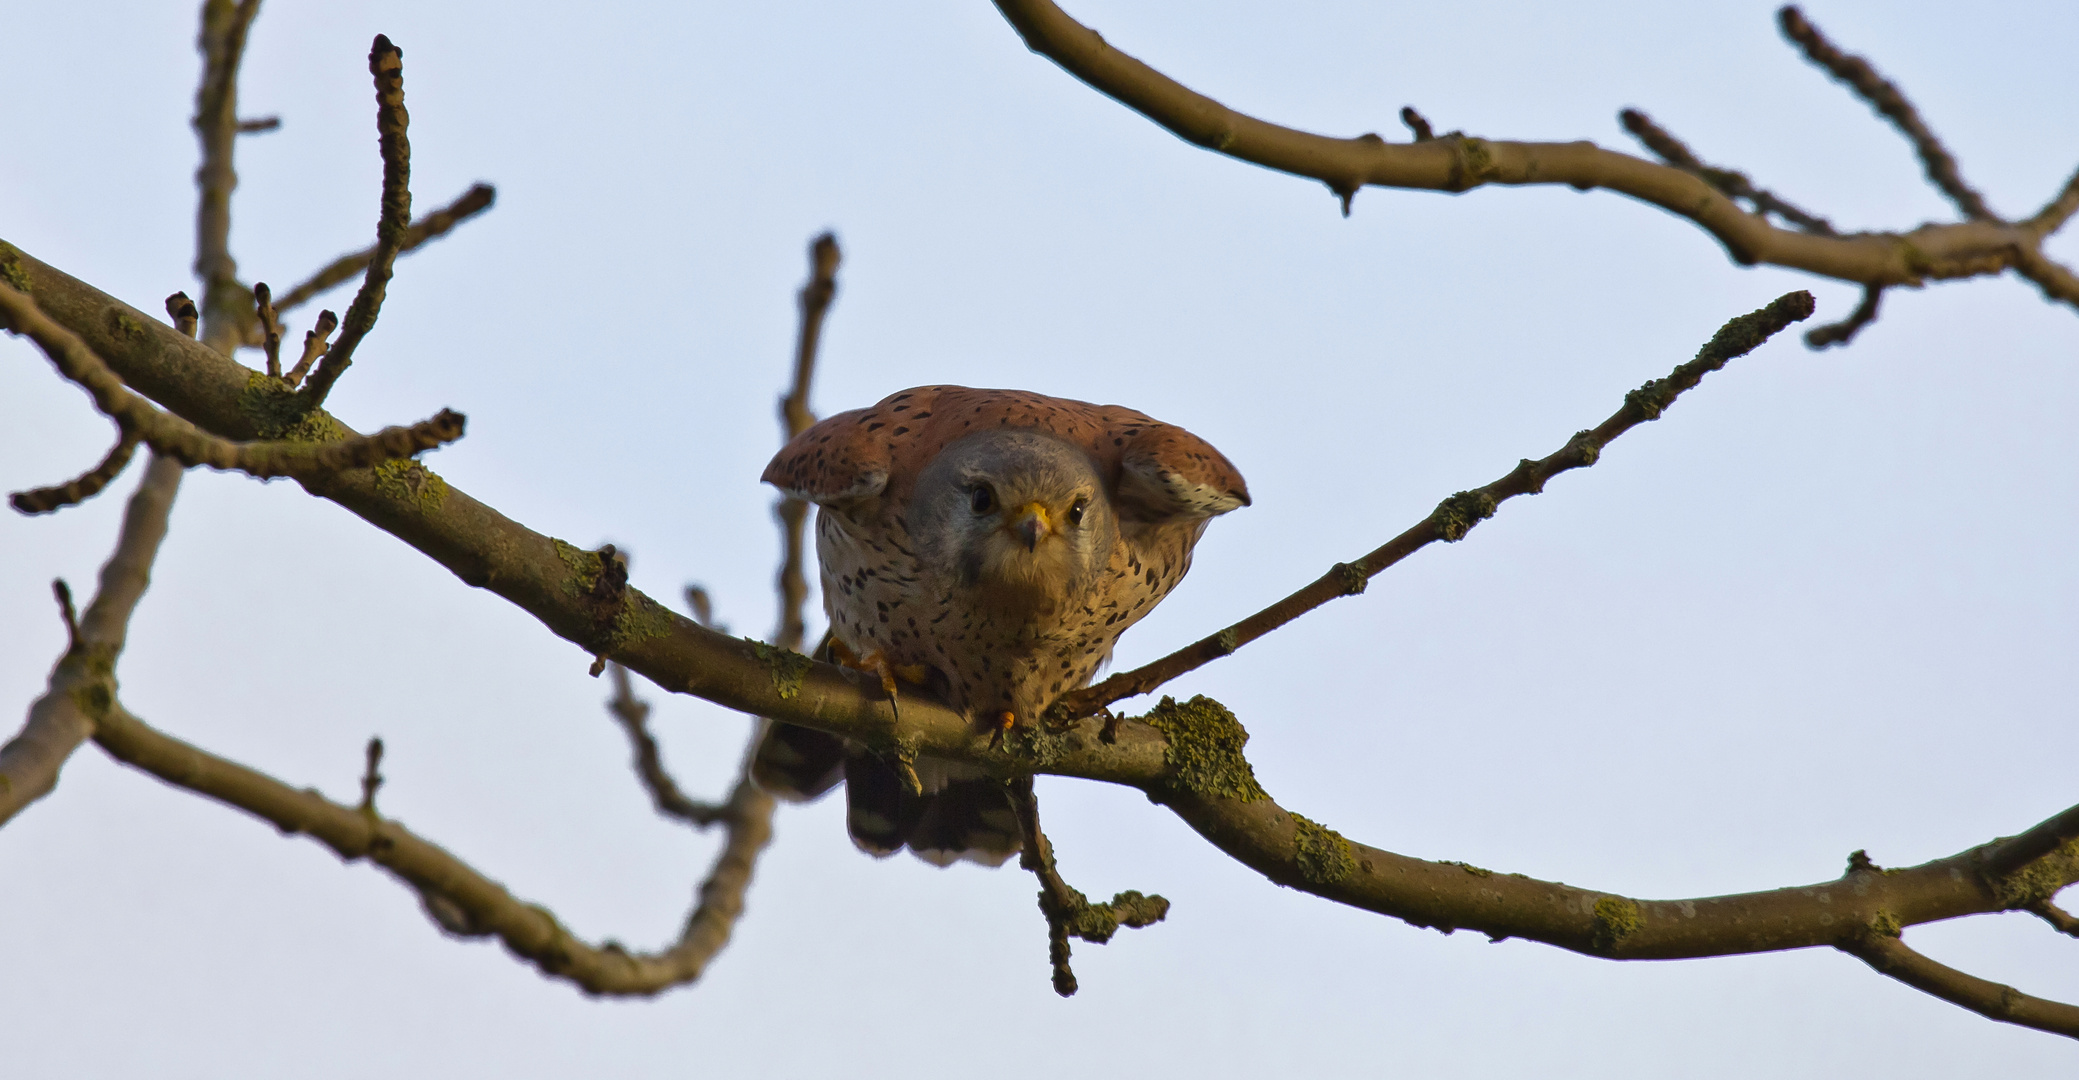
1009 502 1052 552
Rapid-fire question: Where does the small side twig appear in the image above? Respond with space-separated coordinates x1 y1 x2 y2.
1008 774 1169 997
607 661 728 828
165 292 199 338
1804 284 1884 348
1 283 463 479
1399 106 1434 143
1619 107 1836 235
2028 900 2079 939
1777 6 1994 222
236 116 280 134
10 429 143 515
272 184 495 314
252 281 282 376
1839 929 2079 1038
283 309 339 388
357 736 384 813
302 34 414 409
1054 291 1816 718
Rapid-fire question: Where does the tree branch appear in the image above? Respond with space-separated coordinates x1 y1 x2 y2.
988 0 2079 321
90 698 772 996
774 233 841 650
9 427 142 515
1776 6 1993 222
271 184 495 315
191 0 263 353
12 242 2077 1023
301 35 414 409
1839 930 2079 1039
1054 291 1815 719
0 455 184 825
0 281 464 478
1618 107 1835 235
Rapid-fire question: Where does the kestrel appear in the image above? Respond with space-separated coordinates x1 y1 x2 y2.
751 385 1249 865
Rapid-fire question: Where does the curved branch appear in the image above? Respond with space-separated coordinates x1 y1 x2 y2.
13 241 2079 1011
1840 931 2079 1039
91 700 772 996
9 427 142 515
988 0 2079 312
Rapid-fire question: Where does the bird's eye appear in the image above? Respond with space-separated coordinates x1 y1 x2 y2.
1067 499 1087 526
969 486 996 515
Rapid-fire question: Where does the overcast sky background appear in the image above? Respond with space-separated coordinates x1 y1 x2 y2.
4 1 2077 1075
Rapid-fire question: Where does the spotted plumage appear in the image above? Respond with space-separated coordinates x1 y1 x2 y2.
751 386 1248 865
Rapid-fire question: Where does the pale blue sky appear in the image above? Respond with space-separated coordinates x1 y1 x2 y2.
4 1 2077 1075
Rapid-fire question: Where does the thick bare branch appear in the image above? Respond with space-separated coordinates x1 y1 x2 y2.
15 243 2076 1002
0 455 183 825
1054 291 1816 719
1840 930 2079 1039
988 0 2078 319
192 0 264 352
272 184 495 314
302 35 414 409
1776 6 1993 222
0 280 463 478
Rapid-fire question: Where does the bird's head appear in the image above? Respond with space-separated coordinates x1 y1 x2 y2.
909 430 1116 608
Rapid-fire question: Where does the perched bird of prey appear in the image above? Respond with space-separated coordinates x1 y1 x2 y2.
752 385 1249 866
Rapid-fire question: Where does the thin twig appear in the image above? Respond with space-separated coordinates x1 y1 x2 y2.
283 309 338 388
1399 106 1433 143
607 661 728 827
253 281 282 376
192 0 264 352
302 35 413 409
9 429 142 515
1777 6 1994 222
774 233 841 649
1009 774 1169 997
272 184 495 314
0 455 183 825
1054 291 1816 719
1805 284 1883 348
1619 107 1836 235
165 292 199 338
236 116 280 134
1839 930 2079 1039
0 283 463 478
2024 165 2079 238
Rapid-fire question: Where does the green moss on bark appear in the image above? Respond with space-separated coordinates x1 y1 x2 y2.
1292 813 1355 886
1142 695 1268 803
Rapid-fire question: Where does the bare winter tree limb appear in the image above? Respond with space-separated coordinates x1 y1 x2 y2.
9 428 142 515
13 241 2073 1018
987 0 2079 322
0 455 183 825
1618 107 1835 235
1053 291 1818 719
